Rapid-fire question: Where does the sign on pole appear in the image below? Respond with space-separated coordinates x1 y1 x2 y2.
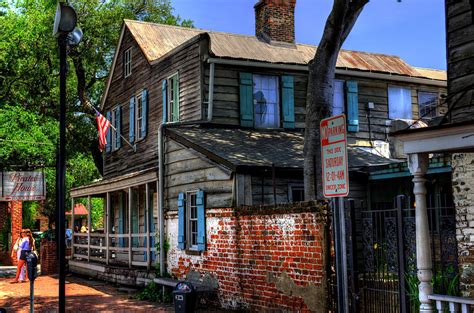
321 114 349 197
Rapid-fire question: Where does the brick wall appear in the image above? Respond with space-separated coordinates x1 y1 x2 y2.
255 0 296 44
452 153 474 297
40 239 57 275
167 201 329 312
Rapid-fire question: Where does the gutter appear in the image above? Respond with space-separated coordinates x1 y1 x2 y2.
206 57 447 87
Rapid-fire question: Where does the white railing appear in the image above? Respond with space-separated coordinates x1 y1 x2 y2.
72 232 157 268
428 294 474 313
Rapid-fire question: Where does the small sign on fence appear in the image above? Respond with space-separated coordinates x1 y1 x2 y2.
320 114 349 198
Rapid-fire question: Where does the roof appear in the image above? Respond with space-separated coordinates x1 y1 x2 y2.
66 203 88 216
124 19 445 80
167 127 401 171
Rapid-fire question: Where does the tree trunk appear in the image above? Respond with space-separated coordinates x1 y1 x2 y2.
304 0 368 200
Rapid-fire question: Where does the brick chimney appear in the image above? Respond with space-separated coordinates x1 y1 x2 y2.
255 0 296 44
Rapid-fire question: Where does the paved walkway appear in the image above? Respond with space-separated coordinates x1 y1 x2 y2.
0 275 174 312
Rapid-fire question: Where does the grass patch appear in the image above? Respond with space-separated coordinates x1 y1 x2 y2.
135 281 172 303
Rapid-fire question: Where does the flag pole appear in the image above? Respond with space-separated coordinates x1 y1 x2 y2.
91 106 136 152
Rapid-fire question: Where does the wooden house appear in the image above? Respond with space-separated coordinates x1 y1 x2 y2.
69 0 448 286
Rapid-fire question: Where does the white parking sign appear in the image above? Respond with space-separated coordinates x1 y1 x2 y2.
320 114 349 197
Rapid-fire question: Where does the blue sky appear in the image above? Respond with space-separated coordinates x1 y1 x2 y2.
172 0 446 70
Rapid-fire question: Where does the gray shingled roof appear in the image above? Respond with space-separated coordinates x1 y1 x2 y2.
167 127 401 171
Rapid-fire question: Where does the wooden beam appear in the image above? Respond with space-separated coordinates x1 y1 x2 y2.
106 192 110 265
128 188 132 269
145 183 151 271
87 195 91 262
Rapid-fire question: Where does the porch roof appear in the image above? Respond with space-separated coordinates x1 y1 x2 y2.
166 127 401 172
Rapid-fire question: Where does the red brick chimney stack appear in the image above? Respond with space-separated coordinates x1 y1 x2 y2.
255 0 296 44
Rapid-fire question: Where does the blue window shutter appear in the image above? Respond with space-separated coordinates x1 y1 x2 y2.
129 97 135 143
141 89 148 138
177 192 186 250
118 193 124 247
162 80 167 123
132 195 138 247
346 81 359 132
116 106 122 148
281 75 295 129
105 111 112 153
239 72 254 127
196 190 206 251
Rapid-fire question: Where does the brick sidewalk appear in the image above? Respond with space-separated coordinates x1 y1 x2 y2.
0 275 174 312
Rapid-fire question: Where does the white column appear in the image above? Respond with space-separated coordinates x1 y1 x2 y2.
145 183 151 270
106 192 110 265
87 195 91 262
408 153 434 313
128 187 132 268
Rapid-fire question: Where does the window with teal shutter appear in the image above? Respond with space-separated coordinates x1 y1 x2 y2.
115 106 122 149
239 72 254 127
281 75 295 129
177 192 186 250
162 80 167 123
131 190 138 247
196 190 206 251
129 97 135 143
105 111 111 153
118 193 124 247
346 81 359 132
141 89 148 138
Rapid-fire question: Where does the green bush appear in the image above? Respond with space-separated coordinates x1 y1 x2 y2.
135 282 172 303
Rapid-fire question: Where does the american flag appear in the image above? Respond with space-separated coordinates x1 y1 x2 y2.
96 111 111 152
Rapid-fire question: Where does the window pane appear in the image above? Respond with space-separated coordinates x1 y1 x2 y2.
418 92 438 119
333 80 345 116
253 75 280 128
388 87 412 119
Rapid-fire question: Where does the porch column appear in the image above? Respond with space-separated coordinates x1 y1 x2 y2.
106 192 110 265
408 153 433 313
87 195 91 262
145 183 151 270
128 187 132 268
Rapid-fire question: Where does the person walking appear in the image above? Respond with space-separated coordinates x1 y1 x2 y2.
10 230 26 282
11 229 33 283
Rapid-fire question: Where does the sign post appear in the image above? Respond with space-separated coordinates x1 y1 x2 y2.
320 114 349 313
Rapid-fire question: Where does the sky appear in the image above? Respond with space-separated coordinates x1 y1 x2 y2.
172 0 447 70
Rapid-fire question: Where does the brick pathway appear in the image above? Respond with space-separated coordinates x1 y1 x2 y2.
0 275 174 312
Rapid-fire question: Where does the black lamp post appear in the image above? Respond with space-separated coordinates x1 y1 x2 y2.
53 2 82 312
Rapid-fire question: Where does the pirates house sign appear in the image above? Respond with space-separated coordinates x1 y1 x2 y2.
0 171 46 201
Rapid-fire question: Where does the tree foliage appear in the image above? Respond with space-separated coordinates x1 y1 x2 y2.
0 0 191 225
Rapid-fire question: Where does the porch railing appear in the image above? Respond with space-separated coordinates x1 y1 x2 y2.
428 294 474 313
72 232 157 268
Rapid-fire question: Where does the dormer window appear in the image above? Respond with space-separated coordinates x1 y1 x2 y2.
124 48 132 78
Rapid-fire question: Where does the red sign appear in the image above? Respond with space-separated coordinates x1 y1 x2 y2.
321 114 349 197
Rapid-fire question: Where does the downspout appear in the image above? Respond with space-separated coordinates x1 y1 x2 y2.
157 60 215 276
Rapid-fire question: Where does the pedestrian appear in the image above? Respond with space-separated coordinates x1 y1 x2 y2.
11 229 33 283
10 230 26 282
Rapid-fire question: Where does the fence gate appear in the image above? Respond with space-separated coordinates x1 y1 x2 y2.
341 194 458 313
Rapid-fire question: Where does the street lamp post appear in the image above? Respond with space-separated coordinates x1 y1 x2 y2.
53 3 82 312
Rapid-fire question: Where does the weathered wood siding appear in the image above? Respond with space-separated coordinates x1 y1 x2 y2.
164 139 233 211
447 0 474 122
103 28 203 178
203 63 446 145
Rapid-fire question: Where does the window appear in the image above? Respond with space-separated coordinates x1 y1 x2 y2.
253 75 280 128
187 192 198 249
111 106 121 151
135 93 144 141
167 73 179 122
124 48 132 78
418 91 438 119
388 86 412 119
288 184 304 202
333 80 345 116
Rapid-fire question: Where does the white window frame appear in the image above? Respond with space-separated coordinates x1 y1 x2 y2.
253 74 280 129
332 79 345 116
418 91 438 119
167 73 179 122
124 48 132 78
388 86 413 120
288 184 304 202
135 91 144 142
186 191 198 250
